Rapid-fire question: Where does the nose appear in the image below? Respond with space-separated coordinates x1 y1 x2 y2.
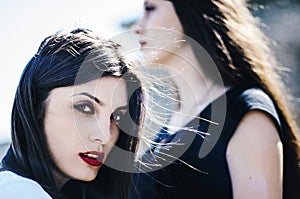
133 25 143 35
132 17 145 35
89 117 112 145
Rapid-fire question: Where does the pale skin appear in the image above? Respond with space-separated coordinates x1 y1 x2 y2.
134 0 284 198
227 110 283 199
44 77 128 188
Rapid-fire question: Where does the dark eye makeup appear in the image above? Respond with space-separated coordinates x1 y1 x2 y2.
73 101 95 115
145 4 155 12
110 108 128 123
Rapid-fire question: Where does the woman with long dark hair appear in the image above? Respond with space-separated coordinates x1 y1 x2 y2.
0 28 143 199
131 0 300 198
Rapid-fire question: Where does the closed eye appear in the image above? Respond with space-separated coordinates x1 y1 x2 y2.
73 101 95 115
145 5 155 11
144 2 155 13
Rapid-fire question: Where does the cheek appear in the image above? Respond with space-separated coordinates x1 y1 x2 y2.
150 13 172 29
153 9 182 32
104 124 120 154
46 116 72 134
110 124 120 144
45 115 78 150
167 13 183 33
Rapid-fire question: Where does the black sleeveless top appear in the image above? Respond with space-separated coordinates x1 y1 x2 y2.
130 87 282 199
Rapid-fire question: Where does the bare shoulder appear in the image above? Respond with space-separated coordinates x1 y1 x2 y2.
227 110 281 150
226 110 283 199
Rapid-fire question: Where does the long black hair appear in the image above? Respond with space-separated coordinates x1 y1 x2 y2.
2 28 143 198
168 0 300 198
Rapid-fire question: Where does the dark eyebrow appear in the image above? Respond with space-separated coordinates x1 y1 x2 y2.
72 92 104 106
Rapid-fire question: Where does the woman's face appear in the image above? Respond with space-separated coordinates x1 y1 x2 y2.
134 0 184 58
44 77 128 186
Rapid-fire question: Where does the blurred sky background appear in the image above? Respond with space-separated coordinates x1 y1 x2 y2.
1 0 300 150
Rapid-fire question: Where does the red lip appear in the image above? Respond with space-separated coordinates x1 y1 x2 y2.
79 151 104 167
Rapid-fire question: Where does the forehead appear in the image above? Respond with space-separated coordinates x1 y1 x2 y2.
77 77 128 106
76 77 126 92
49 77 128 108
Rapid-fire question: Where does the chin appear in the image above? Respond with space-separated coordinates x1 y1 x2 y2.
73 168 99 182
78 174 98 182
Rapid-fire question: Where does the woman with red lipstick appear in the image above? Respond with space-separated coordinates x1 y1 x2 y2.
130 0 300 198
0 28 143 199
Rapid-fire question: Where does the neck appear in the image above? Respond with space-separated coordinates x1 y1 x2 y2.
156 43 227 130
52 169 69 189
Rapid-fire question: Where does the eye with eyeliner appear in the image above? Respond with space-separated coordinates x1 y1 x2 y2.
111 108 128 123
73 101 95 115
